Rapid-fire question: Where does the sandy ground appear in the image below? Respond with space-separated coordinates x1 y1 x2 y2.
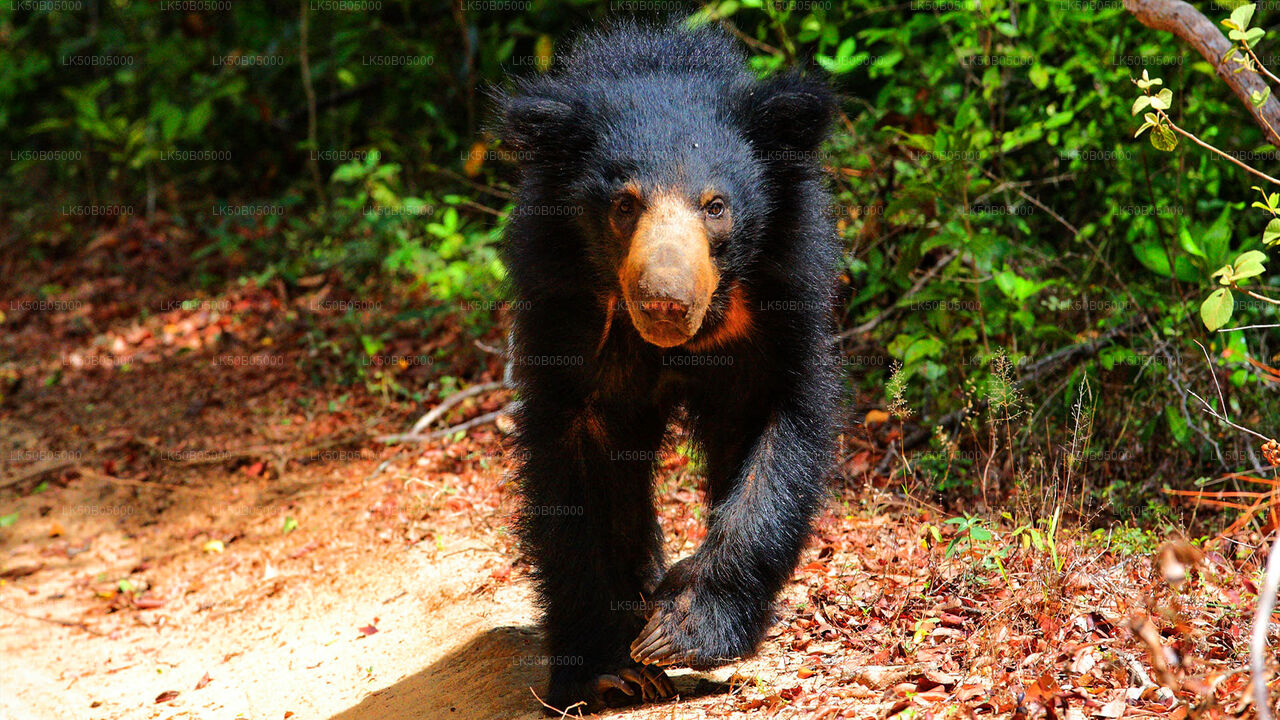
0 412 769 720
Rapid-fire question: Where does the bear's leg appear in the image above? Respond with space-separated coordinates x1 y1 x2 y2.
516 399 676 713
631 397 833 669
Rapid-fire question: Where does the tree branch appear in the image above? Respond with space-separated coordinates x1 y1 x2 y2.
1124 0 1280 146
1251 531 1279 720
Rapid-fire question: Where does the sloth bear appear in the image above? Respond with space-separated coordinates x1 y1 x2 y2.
498 20 839 713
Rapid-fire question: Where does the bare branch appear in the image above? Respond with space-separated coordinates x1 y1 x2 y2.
407 381 505 437
1162 117 1280 185
1252 532 1280 720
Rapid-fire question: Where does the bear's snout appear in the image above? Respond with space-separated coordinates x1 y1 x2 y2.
618 195 719 348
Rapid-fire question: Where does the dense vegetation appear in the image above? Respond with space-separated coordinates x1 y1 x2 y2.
5 0 1279 528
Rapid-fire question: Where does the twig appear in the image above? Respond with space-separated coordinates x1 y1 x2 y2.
1238 286 1280 306
299 0 326 206
407 381 505 437
1163 118 1280 185
1195 340 1229 423
169 432 370 468
837 249 960 340
1252 531 1280 720
0 457 77 490
379 406 509 444
1246 46 1280 87
981 169 1080 236
530 686 586 718
972 172 1076 205
75 466 191 491
473 338 506 357
1188 389 1275 443
0 604 103 636
427 165 512 200
716 18 784 57
458 199 505 218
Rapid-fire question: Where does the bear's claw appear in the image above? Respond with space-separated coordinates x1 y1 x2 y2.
630 610 699 667
543 663 675 715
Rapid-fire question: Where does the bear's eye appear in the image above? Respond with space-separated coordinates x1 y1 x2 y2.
614 195 637 216
704 198 727 219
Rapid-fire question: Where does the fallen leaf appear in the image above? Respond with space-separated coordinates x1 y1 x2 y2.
1096 698 1126 718
864 409 890 426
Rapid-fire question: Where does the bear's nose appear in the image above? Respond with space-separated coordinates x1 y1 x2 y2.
639 297 690 324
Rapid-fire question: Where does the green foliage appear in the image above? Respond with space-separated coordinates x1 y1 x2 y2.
1130 5 1280 335
7 0 1279 504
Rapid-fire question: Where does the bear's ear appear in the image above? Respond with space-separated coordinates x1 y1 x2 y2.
739 74 835 154
498 93 580 163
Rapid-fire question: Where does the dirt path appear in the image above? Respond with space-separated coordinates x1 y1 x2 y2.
0 433 761 720
2 239 1269 719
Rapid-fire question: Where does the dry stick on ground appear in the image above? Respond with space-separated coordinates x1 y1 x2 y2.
0 457 77 490
1124 0 1280 147
405 380 505 436
0 604 103 636
378 408 509 444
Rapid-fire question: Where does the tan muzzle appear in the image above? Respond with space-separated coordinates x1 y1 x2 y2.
617 194 719 347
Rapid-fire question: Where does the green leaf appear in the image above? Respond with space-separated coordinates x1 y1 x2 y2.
0 512 16 528
534 35 554 73
283 515 298 534
1231 249 1268 281
1252 86 1271 107
1201 288 1234 331
1150 123 1178 151
331 159 369 184
1165 405 1189 444
1263 218 1280 245
1029 64 1049 90
1245 27 1266 47
1173 255 1202 283
185 101 213 136
1132 96 1152 115
1231 4 1256 32
1148 88 1173 110
993 267 1050 301
1135 70 1162 90
151 101 183 141
1133 242 1173 277
903 337 945 366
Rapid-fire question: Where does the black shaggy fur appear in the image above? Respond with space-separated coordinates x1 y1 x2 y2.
499 20 840 713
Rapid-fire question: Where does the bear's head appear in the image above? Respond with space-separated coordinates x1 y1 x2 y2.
499 23 834 348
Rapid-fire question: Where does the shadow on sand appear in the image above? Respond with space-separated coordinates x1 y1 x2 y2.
327 625 730 720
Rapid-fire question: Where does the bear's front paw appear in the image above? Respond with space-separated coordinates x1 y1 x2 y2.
629 558 765 669
542 663 675 715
